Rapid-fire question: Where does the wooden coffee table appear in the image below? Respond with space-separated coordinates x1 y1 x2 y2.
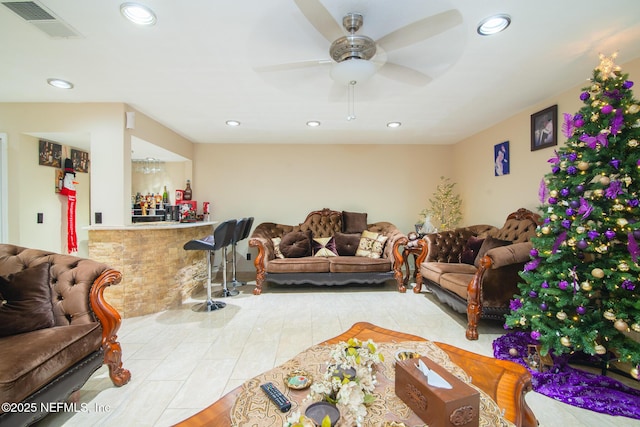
174 322 537 427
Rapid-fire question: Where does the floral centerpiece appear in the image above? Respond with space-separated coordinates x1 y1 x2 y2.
305 338 384 426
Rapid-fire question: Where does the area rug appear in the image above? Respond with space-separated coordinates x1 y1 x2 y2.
493 332 640 420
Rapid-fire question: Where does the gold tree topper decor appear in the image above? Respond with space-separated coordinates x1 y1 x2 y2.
419 176 463 231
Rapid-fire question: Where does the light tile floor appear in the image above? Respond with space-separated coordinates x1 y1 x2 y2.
36 280 640 427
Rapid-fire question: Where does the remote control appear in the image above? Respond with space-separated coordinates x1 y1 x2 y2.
260 382 291 412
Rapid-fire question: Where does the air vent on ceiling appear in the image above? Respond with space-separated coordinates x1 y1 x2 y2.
2 1 82 38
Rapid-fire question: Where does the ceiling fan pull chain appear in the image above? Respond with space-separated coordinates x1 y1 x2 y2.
347 80 356 121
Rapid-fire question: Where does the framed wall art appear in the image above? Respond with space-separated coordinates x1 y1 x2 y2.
494 141 510 176
531 104 558 151
38 139 62 168
71 148 90 173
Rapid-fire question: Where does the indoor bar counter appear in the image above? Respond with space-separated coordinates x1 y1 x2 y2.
87 221 216 317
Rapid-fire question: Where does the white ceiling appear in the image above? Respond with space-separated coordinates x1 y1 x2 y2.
2 0 640 154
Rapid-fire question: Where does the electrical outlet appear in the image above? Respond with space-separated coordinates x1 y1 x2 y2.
246 253 251 261
37 213 43 224
95 212 102 224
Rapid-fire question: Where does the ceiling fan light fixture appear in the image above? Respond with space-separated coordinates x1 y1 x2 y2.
47 78 74 89
477 14 511 36
226 120 241 127
120 2 157 26
330 59 377 85
306 121 321 127
387 122 401 128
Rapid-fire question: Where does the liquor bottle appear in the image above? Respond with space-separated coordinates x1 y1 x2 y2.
162 186 169 204
184 180 193 201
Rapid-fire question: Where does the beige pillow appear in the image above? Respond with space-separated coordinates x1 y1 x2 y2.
356 230 388 259
271 237 284 259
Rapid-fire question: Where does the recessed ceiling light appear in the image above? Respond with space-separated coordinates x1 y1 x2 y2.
387 122 401 128
477 14 511 36
306 121 321 127
47 78 74 89
226 120 240 127
120 2 157 26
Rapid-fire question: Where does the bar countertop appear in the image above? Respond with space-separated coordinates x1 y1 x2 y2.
85 220 217 231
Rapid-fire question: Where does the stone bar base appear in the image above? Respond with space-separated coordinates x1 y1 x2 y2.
88 222 215 318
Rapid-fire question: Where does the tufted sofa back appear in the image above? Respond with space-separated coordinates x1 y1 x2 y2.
493 208 541 243
295 209 342 237
0 244 111 327
425 228 475 263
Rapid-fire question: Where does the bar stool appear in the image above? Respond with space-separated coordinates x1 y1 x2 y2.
230 217 254 287
183 219 237 312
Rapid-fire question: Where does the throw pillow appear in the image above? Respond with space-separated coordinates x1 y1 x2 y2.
461 236 485 265
272 237 284 259
312 236 338 257
356 230 389 259
342 211 368 234
279 230 312 258
334 232 361 256
474 236 512 268
0 263 55 337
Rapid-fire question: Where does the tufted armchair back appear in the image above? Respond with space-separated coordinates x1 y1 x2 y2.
425 228 475 263
493 208 541 243
0 245 111 327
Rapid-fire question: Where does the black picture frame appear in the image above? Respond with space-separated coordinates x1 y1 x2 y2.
38 139 62 168
71 148 90 173
531 105 558 151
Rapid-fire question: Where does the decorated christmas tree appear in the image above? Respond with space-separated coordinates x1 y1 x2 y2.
505 53 640 379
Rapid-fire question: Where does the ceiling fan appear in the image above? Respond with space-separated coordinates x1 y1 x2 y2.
255 0 463 88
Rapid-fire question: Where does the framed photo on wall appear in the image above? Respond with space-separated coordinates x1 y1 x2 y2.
71 148 90 173
38 139 62 168
531 105 558 151
494 141 510 176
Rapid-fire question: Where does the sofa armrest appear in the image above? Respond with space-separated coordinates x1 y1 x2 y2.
89 269 131 387
485 242 532 269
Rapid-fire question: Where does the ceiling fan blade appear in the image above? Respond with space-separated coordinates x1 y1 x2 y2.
254 59 332 73
378 62 433 86
293 0 344 42
376 9 463 52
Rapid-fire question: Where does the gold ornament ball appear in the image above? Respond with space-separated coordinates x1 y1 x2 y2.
619 262 630 272
617 218 629 227
603 310 616 320
541 226 551 235
632 323 640 333
556 311 568 320
629 104 640 114
509 348 519 357
549 190 559 198
593 189 604 197
614 319 629 332
550 214 558 221
594 344 607 355
577 161 590 171
600 176 611 185
629 139 639 148
591 268 605 278
560 336 572 347
576 226 586 234
581 281 593 291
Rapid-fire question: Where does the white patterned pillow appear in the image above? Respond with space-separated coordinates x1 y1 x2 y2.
272 237 285 259
355 230 388 258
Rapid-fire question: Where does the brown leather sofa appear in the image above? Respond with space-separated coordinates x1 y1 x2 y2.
0 244 130 426
415 209 541 340
249 208 408 294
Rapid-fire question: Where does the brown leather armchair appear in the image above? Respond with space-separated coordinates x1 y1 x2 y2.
415 209 541 340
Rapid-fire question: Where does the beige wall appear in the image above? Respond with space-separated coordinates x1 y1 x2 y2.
454 57 640 226
192 143 455 270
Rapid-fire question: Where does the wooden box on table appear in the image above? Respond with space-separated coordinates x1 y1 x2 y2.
395 357 480 427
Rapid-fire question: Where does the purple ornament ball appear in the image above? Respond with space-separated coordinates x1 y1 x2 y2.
566 208 575 216
530 248 539 257
541 281 549 288
574 119 585 128
577 306 586 315
540 303 548 311
529 290 538 298
577 240 588 250
605 230 616 240
575 184 585 193
601 105 613 115
560 188 570 197
569 199 580 209
580 92 590 101
531 330 541 340
624 80 634 89
558 280 569 290
548 197 558 204
634 230 640 240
